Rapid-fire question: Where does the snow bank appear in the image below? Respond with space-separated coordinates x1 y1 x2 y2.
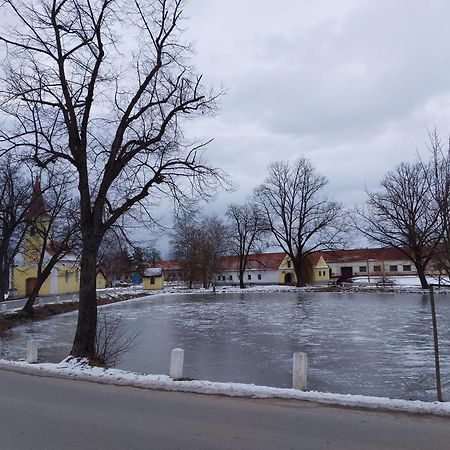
1 357 449 417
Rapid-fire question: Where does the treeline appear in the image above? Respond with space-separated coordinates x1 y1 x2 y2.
171 134 450 290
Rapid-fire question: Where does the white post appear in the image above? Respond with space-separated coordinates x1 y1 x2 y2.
293 352 307 391
56 296 60 303
1 303 6 313
170 348 184 379
72 294 76 301
26 339 38 363
38 298 43 307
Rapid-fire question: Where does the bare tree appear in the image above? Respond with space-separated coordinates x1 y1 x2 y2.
424 132 450 281
0 155 33 301
171 212 228 288
356 161 441 289
255 158 344 287
0 0 223 358
22 168 80 312
226 202 267 288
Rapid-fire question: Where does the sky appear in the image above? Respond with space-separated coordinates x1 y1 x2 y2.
175 0 450 217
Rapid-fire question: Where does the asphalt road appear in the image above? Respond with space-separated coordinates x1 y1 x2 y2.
1 369 450 449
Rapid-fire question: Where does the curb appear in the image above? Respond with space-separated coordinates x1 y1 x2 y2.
1 360 449 418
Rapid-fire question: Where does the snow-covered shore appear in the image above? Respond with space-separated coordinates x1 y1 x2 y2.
0 356 449 417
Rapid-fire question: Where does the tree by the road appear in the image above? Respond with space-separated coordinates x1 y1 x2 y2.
426 132 450 281
255 158 344 287
0 0 223 358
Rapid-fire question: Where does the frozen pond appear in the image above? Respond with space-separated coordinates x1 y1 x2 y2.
3 291 450 401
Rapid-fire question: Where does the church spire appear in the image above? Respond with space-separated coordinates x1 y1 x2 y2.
25 177 49 221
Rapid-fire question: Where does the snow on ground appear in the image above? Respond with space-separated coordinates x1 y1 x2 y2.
0 357 449 417
351 275 450 288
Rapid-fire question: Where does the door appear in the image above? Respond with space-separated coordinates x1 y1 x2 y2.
25 277 38 296
340 267 353 282
284 273 292 284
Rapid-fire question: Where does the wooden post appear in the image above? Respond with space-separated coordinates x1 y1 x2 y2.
26 339 38 363
429 286 443 402
293 352 307 390
170 348 184 379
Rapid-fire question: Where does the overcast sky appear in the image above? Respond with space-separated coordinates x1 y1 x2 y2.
175 0 450 215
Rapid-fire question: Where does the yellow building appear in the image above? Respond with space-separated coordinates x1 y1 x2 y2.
11 179 103 297
143 268 164 290
278 255 297 285
296 252 331 284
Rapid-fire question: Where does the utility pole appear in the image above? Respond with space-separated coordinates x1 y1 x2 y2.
429 285 443 402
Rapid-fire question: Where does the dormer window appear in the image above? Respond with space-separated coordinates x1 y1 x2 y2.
287 260 291 268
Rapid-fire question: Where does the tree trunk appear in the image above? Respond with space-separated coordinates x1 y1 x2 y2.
292 259 304 287
0 250 9 302
0 266 7 302
239 272 245 289
71 237 99 359
23 264 54 313
23 280 44 313
416 263 429 289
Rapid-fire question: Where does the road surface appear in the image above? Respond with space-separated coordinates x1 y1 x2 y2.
1 369 450 449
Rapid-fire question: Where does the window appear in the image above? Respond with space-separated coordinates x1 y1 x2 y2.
318 271 322 277
374 266 381 272
248 274 252 280
150 276 155 285
257 274 262 280
229 275 233 281
287 260 291 268
65 270 69 283
402 265 412 272
217 276 221 281
359 266 367 273
389 265 398 272
222 276 225 281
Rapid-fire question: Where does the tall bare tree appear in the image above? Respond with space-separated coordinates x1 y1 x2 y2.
255 158 344 287
356 161 441 289
226 202 267 288
424 132 450 281
0 0 223 359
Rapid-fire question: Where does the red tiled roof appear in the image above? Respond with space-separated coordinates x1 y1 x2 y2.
157 260 181 269
319 247 410 263
217 252 285 271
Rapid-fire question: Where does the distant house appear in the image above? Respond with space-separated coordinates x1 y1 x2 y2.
156 260 183 284
215 252 296 285
143 267 164 290
304 247 416 283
